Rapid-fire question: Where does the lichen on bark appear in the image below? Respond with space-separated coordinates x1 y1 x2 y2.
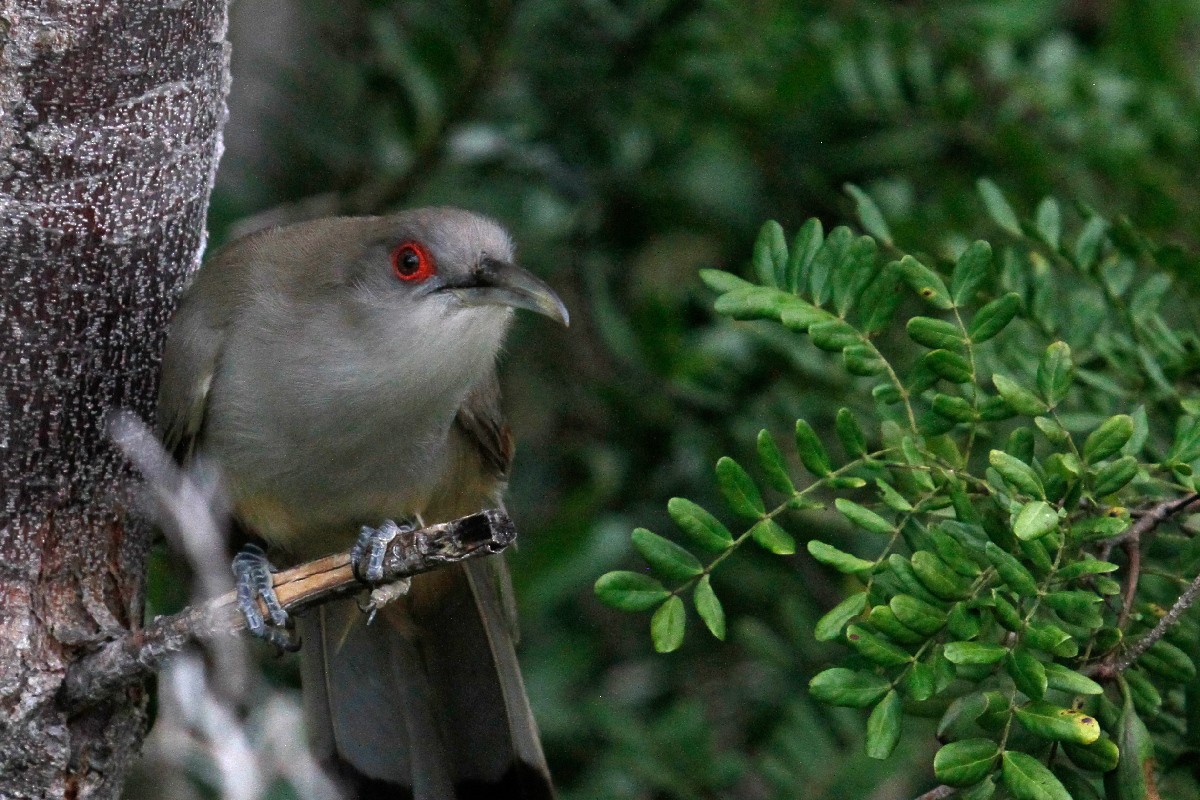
0 2 230 796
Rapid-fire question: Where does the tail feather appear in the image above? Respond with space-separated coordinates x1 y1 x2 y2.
298 557 553 800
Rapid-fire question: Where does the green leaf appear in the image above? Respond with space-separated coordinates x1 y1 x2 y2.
1014 501 1059 541
1056 558 1119 580
810 226 854 306
907 554 974 597
756 429 795 493
933 394 975 422
692 575 725 640
898 254 953 309
715 457 765 519
631 528 703 581
947 602 983 640
977 178 1022 236
866 690 902 759
944 641 1008 665
1035 197 1061 249
843 343 887 376
836 407 867 456
815 592 867 641
594 571 671 611
1001 751 1072 800
934 739 999 787
1006 648 1047 700
833 235 881 317
699 268 755 294
846 623 912 666
809 668 890 708
752 220 788 288
1063 736 1120 774
904 660 935 701
667 498 734 553
807 540 874 574
845 183 893 245
1074 216 1108 270
859 262 903 334
778 296 836 331
809 318 859 350
1083 415 1134 464
868 605 925 645
969 292 1021 342
951 240 993 305
786 218 823 293
750 518 795 555
890 594 947 635
1093 456 1138 496
1014 701 1100 744
1137 639 1197 682
1109 685 1155 799
985 542 1039 596
993 373 1049 416
835 498 896 535
1037 342 1074 408
876 479 914 512
908 316 965 350
926 349 973 383
1168 414 1200 463
794 419 833 476
712 286 795 321
1042 662 1103 695
989 449 1044 497
651 596 686 653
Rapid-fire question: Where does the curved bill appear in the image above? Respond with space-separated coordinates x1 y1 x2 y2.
446 258 570 327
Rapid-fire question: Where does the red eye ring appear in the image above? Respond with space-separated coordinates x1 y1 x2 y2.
391 240 436 282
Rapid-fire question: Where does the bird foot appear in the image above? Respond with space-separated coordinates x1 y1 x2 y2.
232 544 299 652
352 520 415 623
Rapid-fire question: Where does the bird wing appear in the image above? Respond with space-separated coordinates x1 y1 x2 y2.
156 289 226 464
453 371 515 481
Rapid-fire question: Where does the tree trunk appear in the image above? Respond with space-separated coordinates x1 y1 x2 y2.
0 2 230 797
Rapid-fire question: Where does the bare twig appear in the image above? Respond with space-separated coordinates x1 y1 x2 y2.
59 510 516 711
1089 492 1200 680
914 785 956 800
1096 567 1200 679
1100 493 1200 561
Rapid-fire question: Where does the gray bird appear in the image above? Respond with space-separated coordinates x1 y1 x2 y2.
156 208 566 800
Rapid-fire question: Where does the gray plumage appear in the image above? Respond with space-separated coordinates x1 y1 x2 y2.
157 208 562 799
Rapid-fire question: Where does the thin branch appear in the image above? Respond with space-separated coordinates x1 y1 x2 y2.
59 510 516 712
1096 566 1200 679
1115 535 1141 630
914 785 956 800
1100 492 1200 561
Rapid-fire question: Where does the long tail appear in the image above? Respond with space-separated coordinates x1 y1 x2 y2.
298 556 554 800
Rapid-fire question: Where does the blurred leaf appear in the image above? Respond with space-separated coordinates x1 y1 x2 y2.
977 179 1022 237
595 571 671 611
845 183 893 245
753 220 788 288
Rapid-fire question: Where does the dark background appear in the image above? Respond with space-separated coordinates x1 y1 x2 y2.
142 2 1200 798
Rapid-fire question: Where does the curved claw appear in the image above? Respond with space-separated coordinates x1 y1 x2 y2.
351 519 412 583
232 544 299 652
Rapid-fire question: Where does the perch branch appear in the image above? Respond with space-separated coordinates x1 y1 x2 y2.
59 510 516 712
913 785 955 800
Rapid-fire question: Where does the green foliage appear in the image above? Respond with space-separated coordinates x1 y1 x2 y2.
597 183 1200 798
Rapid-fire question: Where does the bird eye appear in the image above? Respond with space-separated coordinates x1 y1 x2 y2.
390 241 435 282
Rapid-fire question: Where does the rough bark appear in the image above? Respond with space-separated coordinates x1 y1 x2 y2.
0 2 230 797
